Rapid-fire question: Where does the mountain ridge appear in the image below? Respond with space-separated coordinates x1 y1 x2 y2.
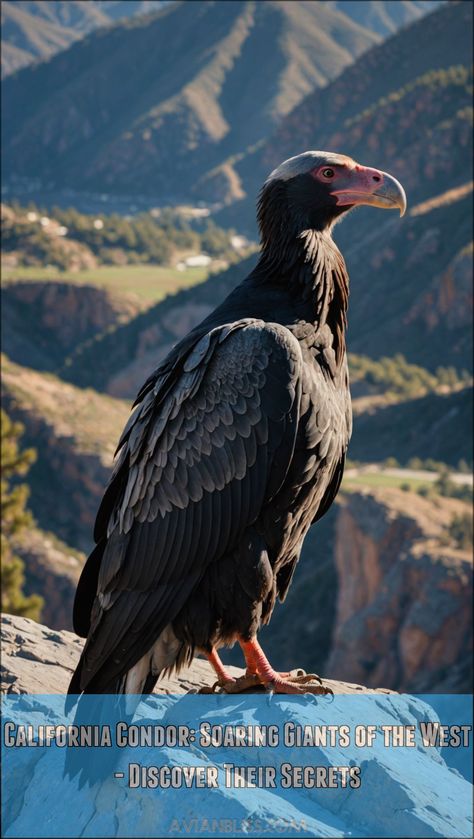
214 0 473 222
2 1 442 200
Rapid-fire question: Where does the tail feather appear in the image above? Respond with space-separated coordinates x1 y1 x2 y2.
64 626 184 785
73 539 106 637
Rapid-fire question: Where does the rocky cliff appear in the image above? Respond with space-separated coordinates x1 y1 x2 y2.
328 489 473 693
1 614 472 839
226 488 473 695
2 280 141 373
13 528 84 632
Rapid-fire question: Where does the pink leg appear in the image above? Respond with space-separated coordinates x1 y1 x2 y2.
205 648 235 687
239 637 328 695
242 640 292 679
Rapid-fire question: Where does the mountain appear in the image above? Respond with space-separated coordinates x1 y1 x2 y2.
1 1 105 77
1 2 82 77
342 184 473 371
1 1 167 77
3 1 442 199
329 0 439 37
213 0 473 216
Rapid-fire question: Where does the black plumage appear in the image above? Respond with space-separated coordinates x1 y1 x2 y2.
69 151 406 699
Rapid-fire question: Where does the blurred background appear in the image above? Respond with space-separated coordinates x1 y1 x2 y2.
1 0 472 693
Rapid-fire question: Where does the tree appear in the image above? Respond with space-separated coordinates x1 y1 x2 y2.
1 410 43 620
448 512 473 550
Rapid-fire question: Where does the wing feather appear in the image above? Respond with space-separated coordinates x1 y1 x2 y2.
76 320 303 691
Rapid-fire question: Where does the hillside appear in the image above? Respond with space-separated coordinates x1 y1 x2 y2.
1 200 243 271
1 1 167 77
59 175 473 403
350 386 473 468
1 357 130 551
16 0 393 84
329 0 439 37
1 2 83 78
3 350 471 559
3 1 434 200
343 186 473 371
61 255 256 394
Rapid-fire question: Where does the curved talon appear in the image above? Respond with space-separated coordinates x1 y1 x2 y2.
198 678 238 694
286 672 323 685
219 674 263 694
262 672 332 696
200 674 332 696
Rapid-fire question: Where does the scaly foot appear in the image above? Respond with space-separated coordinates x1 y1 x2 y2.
260 670 332 695
212 669 331 695
238 637 333 695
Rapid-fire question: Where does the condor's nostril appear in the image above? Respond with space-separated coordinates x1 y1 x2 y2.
372 174 381 183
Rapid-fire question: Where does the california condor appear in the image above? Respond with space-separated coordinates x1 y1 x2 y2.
68 151 406 698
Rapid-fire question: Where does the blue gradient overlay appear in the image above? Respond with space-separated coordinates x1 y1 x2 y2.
2 692 472 838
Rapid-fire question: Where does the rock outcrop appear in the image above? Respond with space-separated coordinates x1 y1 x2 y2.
2 280 141 373
1 614 472 839
0 613 389 698
328 488 473 692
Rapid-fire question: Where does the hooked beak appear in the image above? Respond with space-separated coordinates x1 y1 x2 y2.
331 167 407 217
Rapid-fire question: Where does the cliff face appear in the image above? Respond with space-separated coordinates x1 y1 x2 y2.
2 281 141 372
14 528 84 632
328 489 473 692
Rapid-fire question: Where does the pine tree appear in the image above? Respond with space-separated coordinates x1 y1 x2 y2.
1 409 43 620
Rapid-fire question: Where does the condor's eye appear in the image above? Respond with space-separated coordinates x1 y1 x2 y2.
321 168 335 179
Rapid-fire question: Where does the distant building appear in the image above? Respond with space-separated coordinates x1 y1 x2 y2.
230 234 251 250
184 254 212 267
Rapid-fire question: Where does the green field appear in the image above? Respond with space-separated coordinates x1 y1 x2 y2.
1 264 210 304
343 472 430 492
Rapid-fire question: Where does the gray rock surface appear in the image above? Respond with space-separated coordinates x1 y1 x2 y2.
1 613 391 696
2 614 472 839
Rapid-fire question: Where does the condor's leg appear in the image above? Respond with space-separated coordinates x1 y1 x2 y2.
204 648 235 688
200 646 261 694
237 637 331 695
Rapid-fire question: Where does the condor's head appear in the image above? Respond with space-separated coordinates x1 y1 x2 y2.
258 150 406 247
